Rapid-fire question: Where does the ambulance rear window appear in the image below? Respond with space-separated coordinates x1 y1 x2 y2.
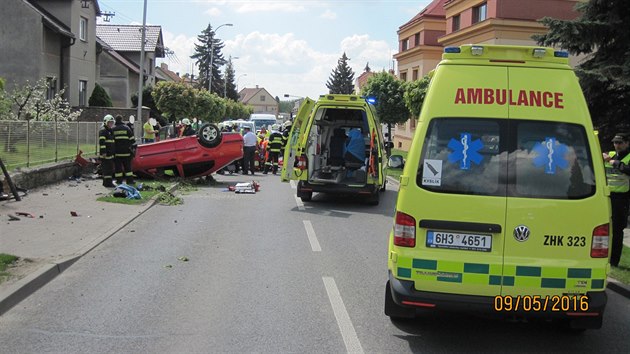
417 118 506 196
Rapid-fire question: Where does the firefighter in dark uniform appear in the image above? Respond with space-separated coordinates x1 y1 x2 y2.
280 120 292 157
264 125 284 175
112 115 136 185
99 115 116 187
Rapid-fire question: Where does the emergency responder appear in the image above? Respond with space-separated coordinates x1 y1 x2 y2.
180 118 196 137
113 115 136 185
281 120 292 156
264 125 284 175
603 132 630 267
143 117 158 143
99 115 116 187
242 126 257 175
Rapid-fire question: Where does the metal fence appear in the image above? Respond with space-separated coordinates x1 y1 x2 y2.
0 120 101 170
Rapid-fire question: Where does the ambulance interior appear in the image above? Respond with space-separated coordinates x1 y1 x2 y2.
305 107 374 185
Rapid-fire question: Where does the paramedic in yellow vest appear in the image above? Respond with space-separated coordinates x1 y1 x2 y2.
603 132 630 267
143 117 158 143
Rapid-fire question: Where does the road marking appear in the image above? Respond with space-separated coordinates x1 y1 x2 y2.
295 195 305 211
322 277 365 354
303 220 321 252
290 180 297 189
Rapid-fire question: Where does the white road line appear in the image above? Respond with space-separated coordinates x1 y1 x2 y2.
290 180 297 189
322 277 365 354
294 195 305 211
302 220 321 252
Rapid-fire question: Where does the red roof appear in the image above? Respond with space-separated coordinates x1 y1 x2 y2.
399 0 446 31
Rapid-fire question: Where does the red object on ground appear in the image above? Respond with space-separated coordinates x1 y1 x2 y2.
131 128 243 178
15 212 35 218
75 150 90 167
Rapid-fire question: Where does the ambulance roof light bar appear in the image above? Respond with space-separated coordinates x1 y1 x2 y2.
470 46 484 56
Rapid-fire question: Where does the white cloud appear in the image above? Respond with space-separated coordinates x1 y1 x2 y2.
340 34 395 73
320 9 337 20
235 2 306 13
204 7 222 16
157 30 198 77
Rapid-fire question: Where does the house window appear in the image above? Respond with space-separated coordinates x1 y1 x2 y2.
452 14 461 31
260 95 266 102
412 69 418 81
79 80 87 106
400 72 407 82
401 38 409 51
46 77 57 100
473 3 487 23
414 33 420 47
79 17 88 41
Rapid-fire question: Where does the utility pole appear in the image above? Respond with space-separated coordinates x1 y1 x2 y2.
135 0 148 140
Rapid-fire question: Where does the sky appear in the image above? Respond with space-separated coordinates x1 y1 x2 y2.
96 0 433 100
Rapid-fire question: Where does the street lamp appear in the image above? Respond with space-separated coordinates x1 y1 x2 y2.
209 23 233 92
224 56 239 98
236 73 247 93
283 94 304 99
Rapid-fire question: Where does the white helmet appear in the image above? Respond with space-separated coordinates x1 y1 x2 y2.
182 118 191 125
271 124 279 130
103 114 115 124
284 120 292 128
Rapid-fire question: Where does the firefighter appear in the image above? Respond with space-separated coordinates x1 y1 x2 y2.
112 115 136 185
281 120 292 157
264 124 284 175
99 115 116 187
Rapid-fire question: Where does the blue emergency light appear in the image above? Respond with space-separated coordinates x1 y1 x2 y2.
444 47 461 53
554 51 569 58
366 97 377 104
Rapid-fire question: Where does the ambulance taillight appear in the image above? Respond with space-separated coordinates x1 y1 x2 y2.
591 224 609 258
394 212 416 247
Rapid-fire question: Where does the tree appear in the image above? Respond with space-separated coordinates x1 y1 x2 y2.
223 57 238 100
404 75 431 119
326 53 355 94
193 90 226 122
88 83 113 107
361 72 410 155
191 23 226 95
152 81 196 122
131 85 161 119
534 0 630 143
0 77 10 119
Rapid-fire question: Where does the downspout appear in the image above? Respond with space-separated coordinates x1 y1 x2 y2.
60 36 76 101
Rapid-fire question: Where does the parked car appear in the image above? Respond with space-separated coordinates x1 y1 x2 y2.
132 123 243 178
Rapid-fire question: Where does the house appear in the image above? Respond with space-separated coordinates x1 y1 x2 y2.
0 0 101 107
392 0 582 151
96 24 165 108
354 63 376 94
155 63 181 83
238 86 278 116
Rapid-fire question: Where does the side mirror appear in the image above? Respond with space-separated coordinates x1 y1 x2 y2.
388 155 404 169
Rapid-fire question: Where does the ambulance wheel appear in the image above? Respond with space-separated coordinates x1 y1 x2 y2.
367 190 380 205
198 123 222 148
384 281 415 320
300 192 312 202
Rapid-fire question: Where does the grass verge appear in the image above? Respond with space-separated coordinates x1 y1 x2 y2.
97 180 169 205
0 253 19 285
609 245 630 285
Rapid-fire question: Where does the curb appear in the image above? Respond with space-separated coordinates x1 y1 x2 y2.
385 174 630 300
0 182 179 316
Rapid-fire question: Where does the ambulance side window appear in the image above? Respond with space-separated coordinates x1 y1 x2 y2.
510 121 595 199
417 118 506 196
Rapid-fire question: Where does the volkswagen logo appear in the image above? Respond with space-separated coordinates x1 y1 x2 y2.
513 225 530 242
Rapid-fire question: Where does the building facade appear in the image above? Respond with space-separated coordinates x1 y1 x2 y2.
393 0 582 151
238 86 279 116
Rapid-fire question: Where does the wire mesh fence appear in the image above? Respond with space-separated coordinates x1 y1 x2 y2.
0 120 101 170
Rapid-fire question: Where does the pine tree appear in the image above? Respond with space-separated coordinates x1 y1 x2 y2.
326 53 355 94
88 83 113 107
534 0 630 141
223 57 238 101
191 23 226 95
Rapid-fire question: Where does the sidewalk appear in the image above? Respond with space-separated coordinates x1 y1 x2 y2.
0 178 170 315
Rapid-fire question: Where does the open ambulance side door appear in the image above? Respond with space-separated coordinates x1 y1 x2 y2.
281 97 315 182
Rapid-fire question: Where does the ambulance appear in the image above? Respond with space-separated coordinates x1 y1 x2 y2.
385 45 610 330
281 95 388 205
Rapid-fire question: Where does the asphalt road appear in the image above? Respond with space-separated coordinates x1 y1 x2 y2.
0 174 629 353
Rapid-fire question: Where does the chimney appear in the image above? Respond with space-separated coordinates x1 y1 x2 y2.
161 63 168 69
256 85 259 89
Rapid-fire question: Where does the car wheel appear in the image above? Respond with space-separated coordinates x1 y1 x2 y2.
198 123 222 148
384 281 415 320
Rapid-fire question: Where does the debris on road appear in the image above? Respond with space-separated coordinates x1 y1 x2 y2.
178 256 189 262
70 211 79 217
227 181 261 194
164 264 173 269
15 212 34 218
8 214 21 221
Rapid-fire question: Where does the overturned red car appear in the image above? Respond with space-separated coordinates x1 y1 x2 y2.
132 123 243 178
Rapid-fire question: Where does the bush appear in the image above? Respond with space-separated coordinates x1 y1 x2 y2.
88 83 113 107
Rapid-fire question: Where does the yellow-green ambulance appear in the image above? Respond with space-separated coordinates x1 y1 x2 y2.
281 94 388 205
385 45 610 330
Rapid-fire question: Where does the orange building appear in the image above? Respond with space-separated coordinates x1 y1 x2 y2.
393 0 582 151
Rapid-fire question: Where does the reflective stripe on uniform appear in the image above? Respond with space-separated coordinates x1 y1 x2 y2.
395 258 606 290
605 151 630 193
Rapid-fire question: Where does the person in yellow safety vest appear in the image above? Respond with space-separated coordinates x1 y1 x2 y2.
264 124 284 175
113 115 136 185
143 117 158 143
603 132 630 267
99 115 116 187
